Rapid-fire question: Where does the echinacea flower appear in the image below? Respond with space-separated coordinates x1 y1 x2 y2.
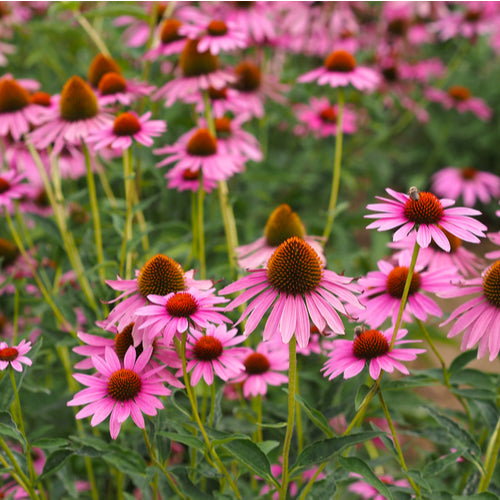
182 324 247 386
0 170 29 213
144 18 188 60
322 327 425 380
236 204 326 269
441 259 500 360
86 111 166 152
220 236 362 348
0 339 32 372
365 187 487 252
95 72 156 107
348 473 410 499
431 166 500 207
298 49 380 92
68 346 171 439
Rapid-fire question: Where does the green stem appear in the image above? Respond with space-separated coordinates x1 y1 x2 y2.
120 147 135 279
279 336 297 500
298 463 325 500
322 87 344 244
12 287 19 344
73 10 111 57
295 368 304 454
209 381 216 428
190 191 198 267
197 182 206 280
478 414 500 492
253 394 263 443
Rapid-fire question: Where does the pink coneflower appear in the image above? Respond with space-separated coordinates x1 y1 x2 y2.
348 473 410 499
431 166 500 207
28 75 112 155
103 254 212 332
86 111 166 152
68 346 170 439
294 97 358 138
95 72 155 107
425 85 492 121
145 18 187 60
231 339 289 399
365 187 487 252
0 77 46 140
298 49 380 92
155 127 245 187
220 236 362 348
165 162 219 193
236 204 326 270
134 287 230 346
0 170 29 213
0 339 32 372
322 326 425 381
184 85 248 118
182 324 247 386
441 259 500 360
154 38 235 107
356 258 457 328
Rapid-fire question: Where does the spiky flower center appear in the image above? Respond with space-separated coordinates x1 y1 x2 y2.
113 112 141 136
107 368 141 401
180 39 219 77
186 129 217 156
448 85 471 101
137 254 186 299
267 237 322 295
264 204 306 247
319 106 337 123
98 72 127 95
193 336 223 361
88 54 122 87
234 61 261 92
207 19 228 36
0 177 10 194
182 168 200 180
0 346 18 362
59 76 98 122
0 79 30 113
353 329 389 360
403 191 444 225
483 260 500 307
30 91 51 107
386 266 421 298
114 323 141 360
461 167 477 180
324 50 357 72
215 117 232 137
166 292 198 317
208 86 227 100
430 225 462 253
244 352 270 374
161 18 184 44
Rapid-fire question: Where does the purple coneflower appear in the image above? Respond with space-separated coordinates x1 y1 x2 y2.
0 170 29 213
0 339 32 372
95 72 155 107
145 18 188 60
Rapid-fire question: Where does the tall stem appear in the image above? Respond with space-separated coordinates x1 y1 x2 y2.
279 336 297 500
120 147 135 279
478 414 500 492
322 88 345 244
197 182 206 280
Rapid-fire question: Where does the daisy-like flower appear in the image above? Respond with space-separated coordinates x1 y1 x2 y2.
0 170 29 213
182 324 247 386
441 259 500 360
348 473 410 499
145 18 188 60
322 327 425 381
68 346 170 439
86 111 166 152
103 254 212 332
184 85 247 118
95 72 156 107
431 166 500 207
425 85 492 121
236 204 326 269
231 339 289 399
297 49 380 92
365 187 487 252
0 339 32 372
356 258 457 329
220 236 362 348
28 75 112 155
155 127 245 188
87 53 122 89
134 287 230 346
294 97 358 138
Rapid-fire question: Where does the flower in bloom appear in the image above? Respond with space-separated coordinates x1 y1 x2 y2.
0 339 32 371
67 346 170 439
348 473 410 499
236 204 326 269
431 166 500 207
441 260 500 360
134 287 230 346
365 187 487 252
86 111 166 152
220 236 362 348
145 18 187 60
298 49 380 92
95 72 155 107
182 324 247 386
356 258 457 328
322 327 425 381
425 85 492 121
0 170 29 213
232 339 289 399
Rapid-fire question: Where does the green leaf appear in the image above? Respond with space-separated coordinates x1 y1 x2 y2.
449 350 479 373
295 392 334 437
355 384 372 411
156 431 204 451
293 431 383 470
339 456 393 500
0 411 26 450
39 448 74 481
171 469 210 500
423 449 465 477
32 438 70 449
81 3 150 21
256 440 280 456
452 494 499 500
103 444 147 476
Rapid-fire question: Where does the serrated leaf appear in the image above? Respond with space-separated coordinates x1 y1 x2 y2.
156 431 204 451
449 350 479 373
295 392 333 438
355 384 372 411
339 456 393 500
39 448 74 481
0 411 26 450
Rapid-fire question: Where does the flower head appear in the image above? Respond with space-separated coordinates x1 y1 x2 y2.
95 72 155 107
365 187 487 252
0 170 29 213
0 339 32 372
